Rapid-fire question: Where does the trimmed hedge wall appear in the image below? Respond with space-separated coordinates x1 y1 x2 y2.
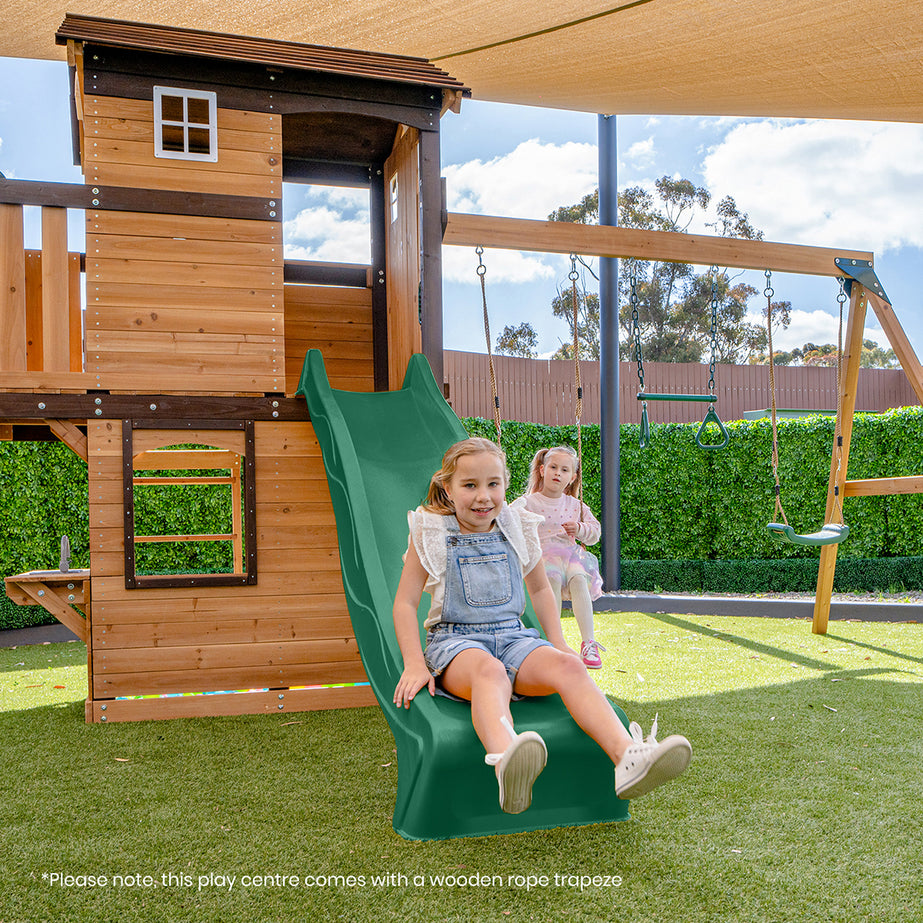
2 407 922 629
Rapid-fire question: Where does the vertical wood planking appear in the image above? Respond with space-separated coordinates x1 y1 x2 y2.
442 351 919 425
41 206 70 371
24 251 43 371
385 126 422 389
69 253 83 372
0 204 27 372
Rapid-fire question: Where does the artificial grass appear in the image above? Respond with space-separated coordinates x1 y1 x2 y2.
1 613 922 922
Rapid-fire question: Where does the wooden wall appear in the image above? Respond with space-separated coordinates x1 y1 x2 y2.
87 418 375 721
82 95 284 393
284 283 374 394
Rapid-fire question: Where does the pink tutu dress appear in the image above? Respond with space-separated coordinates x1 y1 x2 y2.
512 493 603 600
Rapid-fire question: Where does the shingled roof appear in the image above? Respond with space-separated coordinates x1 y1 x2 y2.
56 13 470 95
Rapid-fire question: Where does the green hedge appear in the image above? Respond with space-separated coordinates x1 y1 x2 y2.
3 407 923 630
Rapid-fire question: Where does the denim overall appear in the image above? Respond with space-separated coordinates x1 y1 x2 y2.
424 516 549 693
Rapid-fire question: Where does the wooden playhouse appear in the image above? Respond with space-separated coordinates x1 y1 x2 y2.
1 14 468 722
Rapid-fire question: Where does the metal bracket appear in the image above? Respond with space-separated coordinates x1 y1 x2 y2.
834 257 890 305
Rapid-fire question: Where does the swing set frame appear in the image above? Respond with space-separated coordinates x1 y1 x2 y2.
444 211 923 635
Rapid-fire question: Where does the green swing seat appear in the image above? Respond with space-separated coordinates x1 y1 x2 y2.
767 521 849 546
297 349 630 840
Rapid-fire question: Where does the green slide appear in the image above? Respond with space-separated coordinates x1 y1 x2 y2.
298 349 630 839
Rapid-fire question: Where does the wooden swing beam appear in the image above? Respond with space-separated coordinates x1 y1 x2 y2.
444 212 872 276
445 211 923 636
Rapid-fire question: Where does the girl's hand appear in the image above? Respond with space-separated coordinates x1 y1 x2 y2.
393 664 435 709
562 520 579 538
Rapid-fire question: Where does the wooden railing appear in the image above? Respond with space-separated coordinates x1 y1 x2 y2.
0 204 83 373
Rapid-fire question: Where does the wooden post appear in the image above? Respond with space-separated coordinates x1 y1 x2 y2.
0 203 27 371
813 283 869 634
866 291 923 404
41 206 70 372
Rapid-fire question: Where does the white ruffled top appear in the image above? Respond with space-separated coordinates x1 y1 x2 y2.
406 504 544 628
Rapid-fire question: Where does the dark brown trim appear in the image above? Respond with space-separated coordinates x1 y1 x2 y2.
243 420 258 580
284 260 370 288
0 393 309 422
121 418 259 590
0 178 276 221
122 420 137 586
283 159 371 187
369 162 389 391
85 59 440 129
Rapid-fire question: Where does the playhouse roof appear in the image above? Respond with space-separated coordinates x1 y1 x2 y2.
55 13 469 95
4 4 922 123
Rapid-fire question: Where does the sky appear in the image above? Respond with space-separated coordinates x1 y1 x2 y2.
2 56 922 364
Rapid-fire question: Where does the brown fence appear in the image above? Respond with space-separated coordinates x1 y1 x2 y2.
444 350 919 426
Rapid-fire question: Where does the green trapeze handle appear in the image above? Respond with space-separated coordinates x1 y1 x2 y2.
638 392 718 403
639 402 651 449
695 405 729 450
767 522 850 546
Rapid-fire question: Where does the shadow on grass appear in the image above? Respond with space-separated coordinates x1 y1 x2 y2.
2 666 922 923
643 611 836 671
825 632 923 667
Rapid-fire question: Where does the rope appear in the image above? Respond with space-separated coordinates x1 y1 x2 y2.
476 246 502 445
765 270 789 525
831 279 848 524
569 255 584 522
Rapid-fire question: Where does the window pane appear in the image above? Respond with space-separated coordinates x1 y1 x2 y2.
187 127 212 155
161 124 185 152
160 94 185 122
187 96 211 124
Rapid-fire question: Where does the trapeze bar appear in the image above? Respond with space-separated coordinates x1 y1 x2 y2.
637 392 717 403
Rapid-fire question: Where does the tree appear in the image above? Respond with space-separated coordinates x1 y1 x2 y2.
750 338 898 368
495 322 538 358
530 178 772 364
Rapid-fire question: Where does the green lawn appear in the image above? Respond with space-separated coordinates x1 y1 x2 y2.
1 612 921 923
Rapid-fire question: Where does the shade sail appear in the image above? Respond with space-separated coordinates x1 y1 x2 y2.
5 1 922 121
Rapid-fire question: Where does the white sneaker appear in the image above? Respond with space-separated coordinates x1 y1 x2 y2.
615 714 691 800
487 717 548 814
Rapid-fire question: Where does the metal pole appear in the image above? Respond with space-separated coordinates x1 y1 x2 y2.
598 114 620 589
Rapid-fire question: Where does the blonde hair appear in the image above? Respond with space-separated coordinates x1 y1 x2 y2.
526 445 581 498
423 437 509 515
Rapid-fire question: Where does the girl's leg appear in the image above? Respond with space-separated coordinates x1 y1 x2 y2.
515 646 692 799
549 576 564 619
440 648 515 754
568 574 595 643
442 648 547 814
514 647 630 764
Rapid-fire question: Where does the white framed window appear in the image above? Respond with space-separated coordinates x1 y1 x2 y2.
389 175 400 224
153 86 218 162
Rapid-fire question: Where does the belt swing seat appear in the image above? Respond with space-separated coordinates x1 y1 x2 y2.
764 270 849 547
297 348 630 841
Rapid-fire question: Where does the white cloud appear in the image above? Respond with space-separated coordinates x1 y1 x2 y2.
747 307 886 353
702 120 923 254
283 204 370 263
443 138 598 218
442 245 556 285
624 137 655 169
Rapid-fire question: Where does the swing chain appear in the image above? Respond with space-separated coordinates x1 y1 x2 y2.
629 262 644 393
707 265 720 395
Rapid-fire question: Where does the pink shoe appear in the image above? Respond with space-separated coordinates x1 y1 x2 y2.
580 640 605 669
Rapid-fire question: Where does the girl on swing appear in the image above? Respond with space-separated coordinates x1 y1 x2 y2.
511 445 605 669
392 437 691 815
